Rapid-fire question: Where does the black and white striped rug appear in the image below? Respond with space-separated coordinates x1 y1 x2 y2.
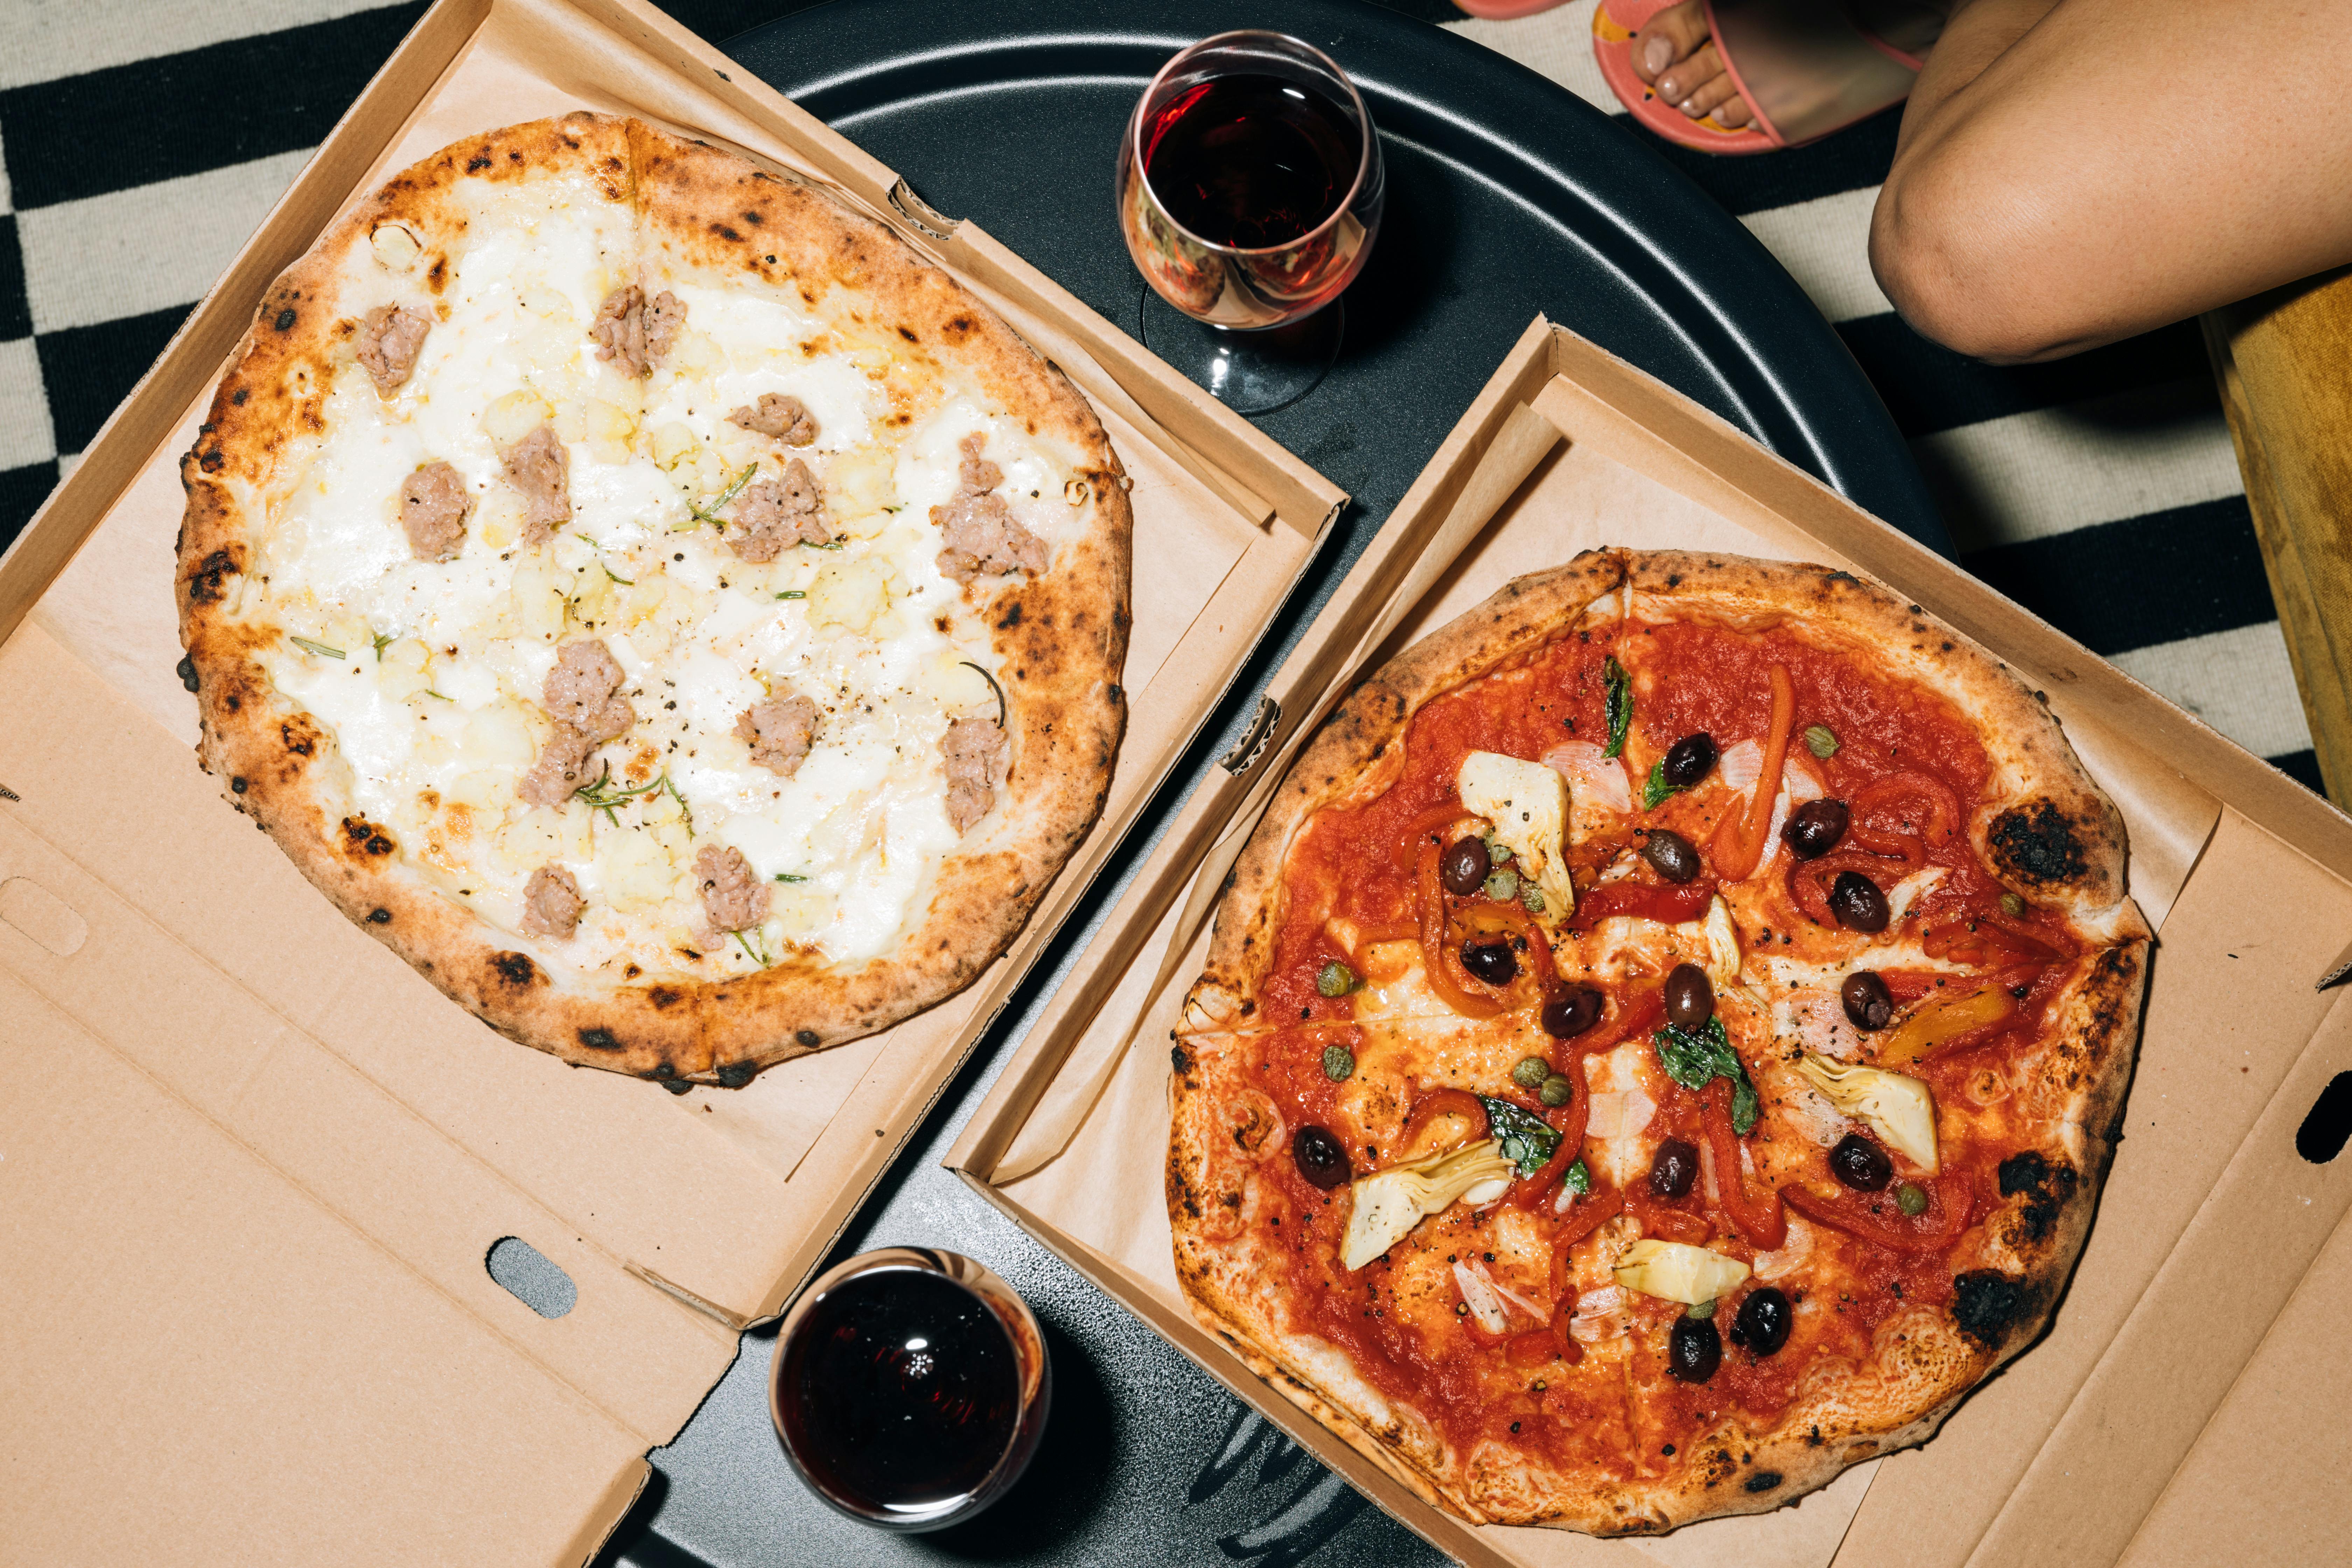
0 0 2316 793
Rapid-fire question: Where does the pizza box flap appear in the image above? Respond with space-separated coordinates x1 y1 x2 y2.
0 0 1348 1562
946 316 2352 1568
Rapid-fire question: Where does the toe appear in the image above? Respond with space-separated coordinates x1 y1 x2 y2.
1655 41 1728 106
1677 60 1746 120
1632 0 1710 84
1713 90 1753 128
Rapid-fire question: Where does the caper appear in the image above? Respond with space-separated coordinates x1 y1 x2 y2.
1541 987 1605 1039
1292 1125 1352 1190
1511 1056 1552 1090
1321 1044 1356 1082
1829 1132 1892 1191
1896 1182 1929 1217
1483 869 1520 902
1662 733 1718 788
1642 828 1702 884
1782 798 1850 860
1828 869 1890 933
1649 1136 1699 1198
2000 891 2026 917
1462 940 1518 986
1730 1286 1792 1356
1667 1314 1721 1383
1686 1297 1717 1320
1315 960 1359 998
1841 971 1893 1031
1663 962 1714 1029
1440 836 1490 896
1538 1073 1574 1107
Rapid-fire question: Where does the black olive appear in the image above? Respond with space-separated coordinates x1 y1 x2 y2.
1782 799 1850 860
1641 828 1702 884
1292 1125 1352 1190
1649 1137 1700 1199
1668 1315 1721 1384
1440 836 1490 896
1663 962 1714 1029
1828 870 1890 933
1829 1132 1893 1192
1662 733 1718 788
1729 1287 1792 1356
1541 986 1605 1039
1462 940 1518 986
1841 971 1894 1031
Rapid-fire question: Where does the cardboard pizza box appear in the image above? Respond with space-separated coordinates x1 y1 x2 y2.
947 316 2352 1568
0 1 1345 1563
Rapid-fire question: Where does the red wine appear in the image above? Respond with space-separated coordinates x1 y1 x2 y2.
1142 73 1361 249
776 1267 1021 1517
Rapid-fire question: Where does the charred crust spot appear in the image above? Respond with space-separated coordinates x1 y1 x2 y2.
1825 570 1860 585
649 1062 677 1079
177 654 201 693
467 155 493 171
339 816 397 857
795 1028 821 1047
1171 1044 1192 1074
663 1079 693 1094
648 986 686 1010
187 549 239 604
715 1060 756 1088
489 951 539 987
945 314 974 340
1665 573 1682 587
1988 802 2088 885
1744 1472 1783 1493
579 1027 623 1051
896 326 917 343
427 256 448 292
713 223 742 242
230 388 249 406
280 720 316 757
741 210 763 227
272 307 298 332
1952 1270 2030 1350
230 776 247 793
997 602 1022 628
367 908 391 924
1998 1150 2078 1241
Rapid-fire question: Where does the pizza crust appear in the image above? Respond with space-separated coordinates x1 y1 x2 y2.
178 114 1131 1085
1167 549 2150 1531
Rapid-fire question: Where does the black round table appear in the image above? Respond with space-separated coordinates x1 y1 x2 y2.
601 4 1942 1563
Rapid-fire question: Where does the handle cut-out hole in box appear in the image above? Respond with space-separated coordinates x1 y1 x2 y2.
486 1236 576 1318
2297 1071 2352 1165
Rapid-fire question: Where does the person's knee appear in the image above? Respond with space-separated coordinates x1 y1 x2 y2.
1871 144 2077 365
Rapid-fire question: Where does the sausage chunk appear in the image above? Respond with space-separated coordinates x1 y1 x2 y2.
725 457 831 561
592 284 649 378
728 393 818 446
519 863 585 940
544 638 635 742
943 714 1007 834
932 434 1047 583
518 725 598 808
736 693 820 777
644 290 687 363
357 303 432 394
398 461 472 562
693 844 771 935
501 425 571 545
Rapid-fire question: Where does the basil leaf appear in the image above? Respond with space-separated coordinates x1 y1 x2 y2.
1479 1096 1562 1178
1641 757 1680 811
1564 1157 1591 1195
1652 1017 1762 1135
1603 655 1632 760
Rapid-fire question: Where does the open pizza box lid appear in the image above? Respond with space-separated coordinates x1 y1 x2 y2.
947 317 2352 1568
0 0 1348 1562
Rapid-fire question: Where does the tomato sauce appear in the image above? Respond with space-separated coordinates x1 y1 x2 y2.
1238 615 2074 1477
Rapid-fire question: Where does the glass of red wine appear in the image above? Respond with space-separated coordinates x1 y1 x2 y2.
770 1248 1051 1532
1119 30 1384 414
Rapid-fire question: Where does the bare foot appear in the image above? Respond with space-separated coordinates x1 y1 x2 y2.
1630 0 1754 128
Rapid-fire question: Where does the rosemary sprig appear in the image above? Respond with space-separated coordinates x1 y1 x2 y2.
960 660 1007 728
682 463 758 529
370 630 395 663
572 760 667 825
289 635 345 659
776 589 805 600
773 872 808 883
603 563 634 585
732 929 773 968
422 689 453 701
663 773 695 837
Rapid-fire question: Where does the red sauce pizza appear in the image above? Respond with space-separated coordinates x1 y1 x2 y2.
1168 550 2148 1532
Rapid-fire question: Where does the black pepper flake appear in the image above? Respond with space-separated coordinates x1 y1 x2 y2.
1510 1422 1521 1433
1663 1444 1676 1456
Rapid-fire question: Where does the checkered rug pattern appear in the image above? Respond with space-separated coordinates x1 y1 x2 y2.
0 0 2319 794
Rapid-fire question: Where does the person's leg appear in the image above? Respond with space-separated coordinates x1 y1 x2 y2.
1872 0 2352 362
1630 0 1754 128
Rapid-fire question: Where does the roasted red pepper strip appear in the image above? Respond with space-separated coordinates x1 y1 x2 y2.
1396 1086 1490 1163
1710 664 1796 881
1507 1067 1590 1208
1848 770 1962 861
1700 1077 1788 1250
1393 804 1476 878
1566 879 1715 932
1417 838 1505 1019
1782 1170 1973 1255
1553 1183 1625 1251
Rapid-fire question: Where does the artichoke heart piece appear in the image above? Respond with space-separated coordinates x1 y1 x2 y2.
1701 893 1741 987
1613 1239 1751 1305
1339 1139 1514 1272
1456 751 1575 919
1798 1053 1940 1171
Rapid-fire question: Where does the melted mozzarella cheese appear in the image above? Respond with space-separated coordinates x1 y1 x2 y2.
243 175 1094 983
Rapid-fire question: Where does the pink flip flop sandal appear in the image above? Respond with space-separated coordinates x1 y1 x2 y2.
1592 0 1944 155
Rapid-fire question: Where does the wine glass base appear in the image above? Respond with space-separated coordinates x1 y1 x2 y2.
1138 289 1343 416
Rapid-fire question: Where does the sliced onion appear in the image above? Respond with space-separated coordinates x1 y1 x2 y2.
1718 739 1764 795
1477 1261 1551 1323
1453 1259 1510 1334
1752 1216 1814 1281
1542 740 1633 814
1698 1132 1721 1205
